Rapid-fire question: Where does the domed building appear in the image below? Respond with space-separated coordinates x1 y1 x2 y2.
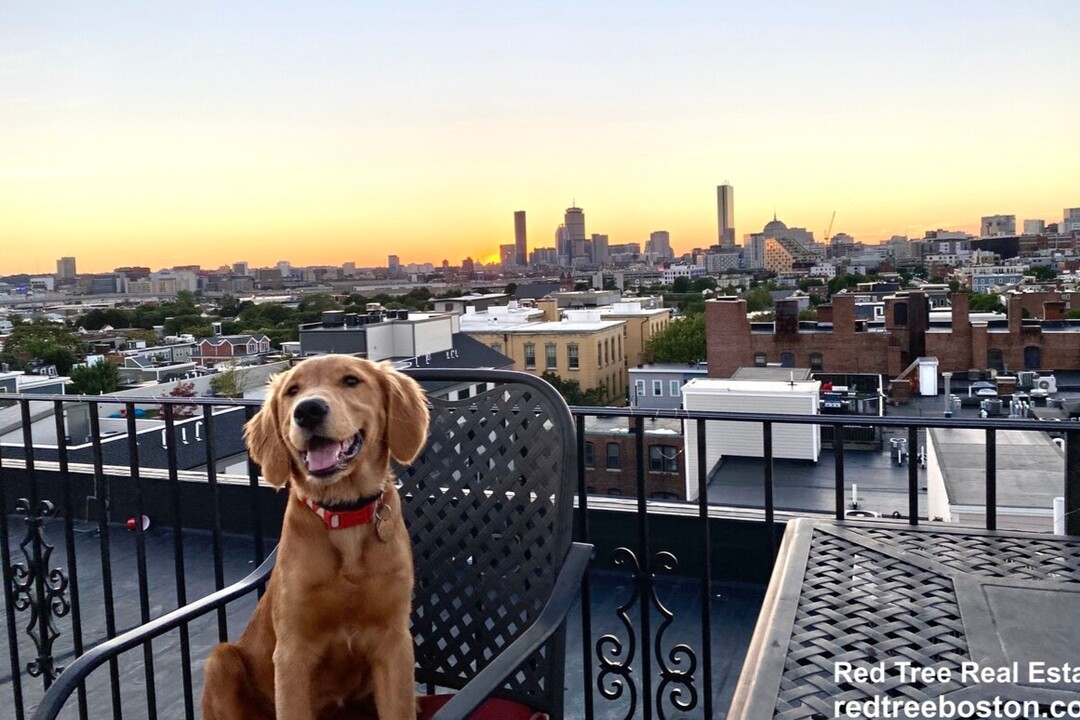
745 214 819 270
762 216 788 236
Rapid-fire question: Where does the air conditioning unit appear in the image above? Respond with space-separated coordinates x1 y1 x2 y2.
1035 375 1058 394
1017 371 1037 388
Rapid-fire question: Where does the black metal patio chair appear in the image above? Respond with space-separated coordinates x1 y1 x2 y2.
31 368 591 720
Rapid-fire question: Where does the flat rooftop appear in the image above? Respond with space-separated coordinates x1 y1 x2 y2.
929 427 1063 508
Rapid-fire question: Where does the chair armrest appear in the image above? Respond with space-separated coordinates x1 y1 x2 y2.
31 548 278 720
431 542 593 720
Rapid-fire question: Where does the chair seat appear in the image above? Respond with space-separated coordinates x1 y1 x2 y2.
325 694 548 720
418 694 549 720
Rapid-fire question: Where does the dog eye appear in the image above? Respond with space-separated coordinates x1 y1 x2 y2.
343 375 362 387
285 384 300 396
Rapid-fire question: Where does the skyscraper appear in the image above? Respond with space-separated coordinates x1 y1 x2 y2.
388 255 400 277
980 215 1016 237
565 206 587 261
645 231 673 260
514 211 528 267
717 184 735 247
56 256 76 281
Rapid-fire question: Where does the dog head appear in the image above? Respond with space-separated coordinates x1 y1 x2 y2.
245 355 429 501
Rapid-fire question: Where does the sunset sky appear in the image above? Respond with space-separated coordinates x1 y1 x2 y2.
2 1 1078 274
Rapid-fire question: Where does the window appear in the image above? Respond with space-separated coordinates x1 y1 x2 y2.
754 352 767 367
987 348 1004 372
490 342 502 354
568 343 579 369
605 339 611 365
670 380 680 397
810 352 823 371
635 379 646 399
606 442 620 469
545 343 557 369
780 352 795 368
1024 346 1041 370
584 442 595 468
524 343 536 369
893 302 908 327
649 445 678 473
597 342 602 365
652 380 663 396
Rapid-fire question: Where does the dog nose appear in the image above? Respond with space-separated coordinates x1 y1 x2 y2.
293 398 330 429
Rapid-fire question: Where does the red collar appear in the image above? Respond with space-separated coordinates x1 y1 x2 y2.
302 492 384 531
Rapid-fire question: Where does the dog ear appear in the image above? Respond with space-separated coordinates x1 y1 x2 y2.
381 363 430 465
244 373 293 487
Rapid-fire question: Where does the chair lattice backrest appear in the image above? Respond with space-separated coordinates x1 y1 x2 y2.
399 369 577 714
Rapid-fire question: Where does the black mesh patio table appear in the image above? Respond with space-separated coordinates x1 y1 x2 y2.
729 518 1080 720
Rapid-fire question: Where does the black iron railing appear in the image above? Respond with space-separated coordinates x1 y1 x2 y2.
2 392 1079 719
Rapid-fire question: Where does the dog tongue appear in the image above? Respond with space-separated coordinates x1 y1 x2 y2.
306 439 345 472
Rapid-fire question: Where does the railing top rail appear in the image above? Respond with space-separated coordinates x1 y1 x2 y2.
1 391 264 407
3 391 1075 433
570 404 1074 433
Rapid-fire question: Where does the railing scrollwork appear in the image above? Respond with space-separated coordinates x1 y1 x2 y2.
597 547 702 719
10 499 71 685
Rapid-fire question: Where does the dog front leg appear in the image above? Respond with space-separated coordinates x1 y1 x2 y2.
372 630 417 719
273 643 319 720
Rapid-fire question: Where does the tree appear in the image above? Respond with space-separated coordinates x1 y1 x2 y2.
540 371 608 406
161 382 199 418
0 320 83 371
69 360 120 395
967 292 1003 313
672 277 691 293
646 314 706 364
691 276 717 292
1029 264 1058 282
210 366 252 398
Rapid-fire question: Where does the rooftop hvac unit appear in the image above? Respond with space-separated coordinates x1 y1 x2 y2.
845 510 881 518
1017 371 1037 388
1035 375 1057 394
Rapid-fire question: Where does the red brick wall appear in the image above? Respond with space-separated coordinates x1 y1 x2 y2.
583 433 686 500
708 292 1080 377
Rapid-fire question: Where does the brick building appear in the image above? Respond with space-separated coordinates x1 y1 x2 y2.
582 418 687 499
707 292 1080 378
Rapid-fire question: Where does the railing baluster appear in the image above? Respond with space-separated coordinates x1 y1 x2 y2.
164 405 196 719
203 405 229 640
53 401 88 719
0 421 26 719
633 416 653 720
244 405 267 580
833 423 845 521
574 413 594 720
126 402 158 719
763 421 775 559
696 418 713 720
88 403 124 720
985 428 997 531
907 425 919 526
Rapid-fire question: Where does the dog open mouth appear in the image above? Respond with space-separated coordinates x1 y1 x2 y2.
300 430 364 478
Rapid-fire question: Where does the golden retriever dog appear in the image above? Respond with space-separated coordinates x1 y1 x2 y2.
202 355 429 720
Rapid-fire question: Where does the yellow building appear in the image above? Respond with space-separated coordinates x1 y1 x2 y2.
598 299 673 369
461 307 629 404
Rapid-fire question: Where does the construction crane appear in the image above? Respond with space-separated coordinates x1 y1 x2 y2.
824 210 836 244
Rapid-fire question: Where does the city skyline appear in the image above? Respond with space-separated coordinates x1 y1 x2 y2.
3 1 1078 274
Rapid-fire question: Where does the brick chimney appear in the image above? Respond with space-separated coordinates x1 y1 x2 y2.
817 303 834 324
831 295 855 336
1008 294 1022 334
706 299 753 376
950 292 970 333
